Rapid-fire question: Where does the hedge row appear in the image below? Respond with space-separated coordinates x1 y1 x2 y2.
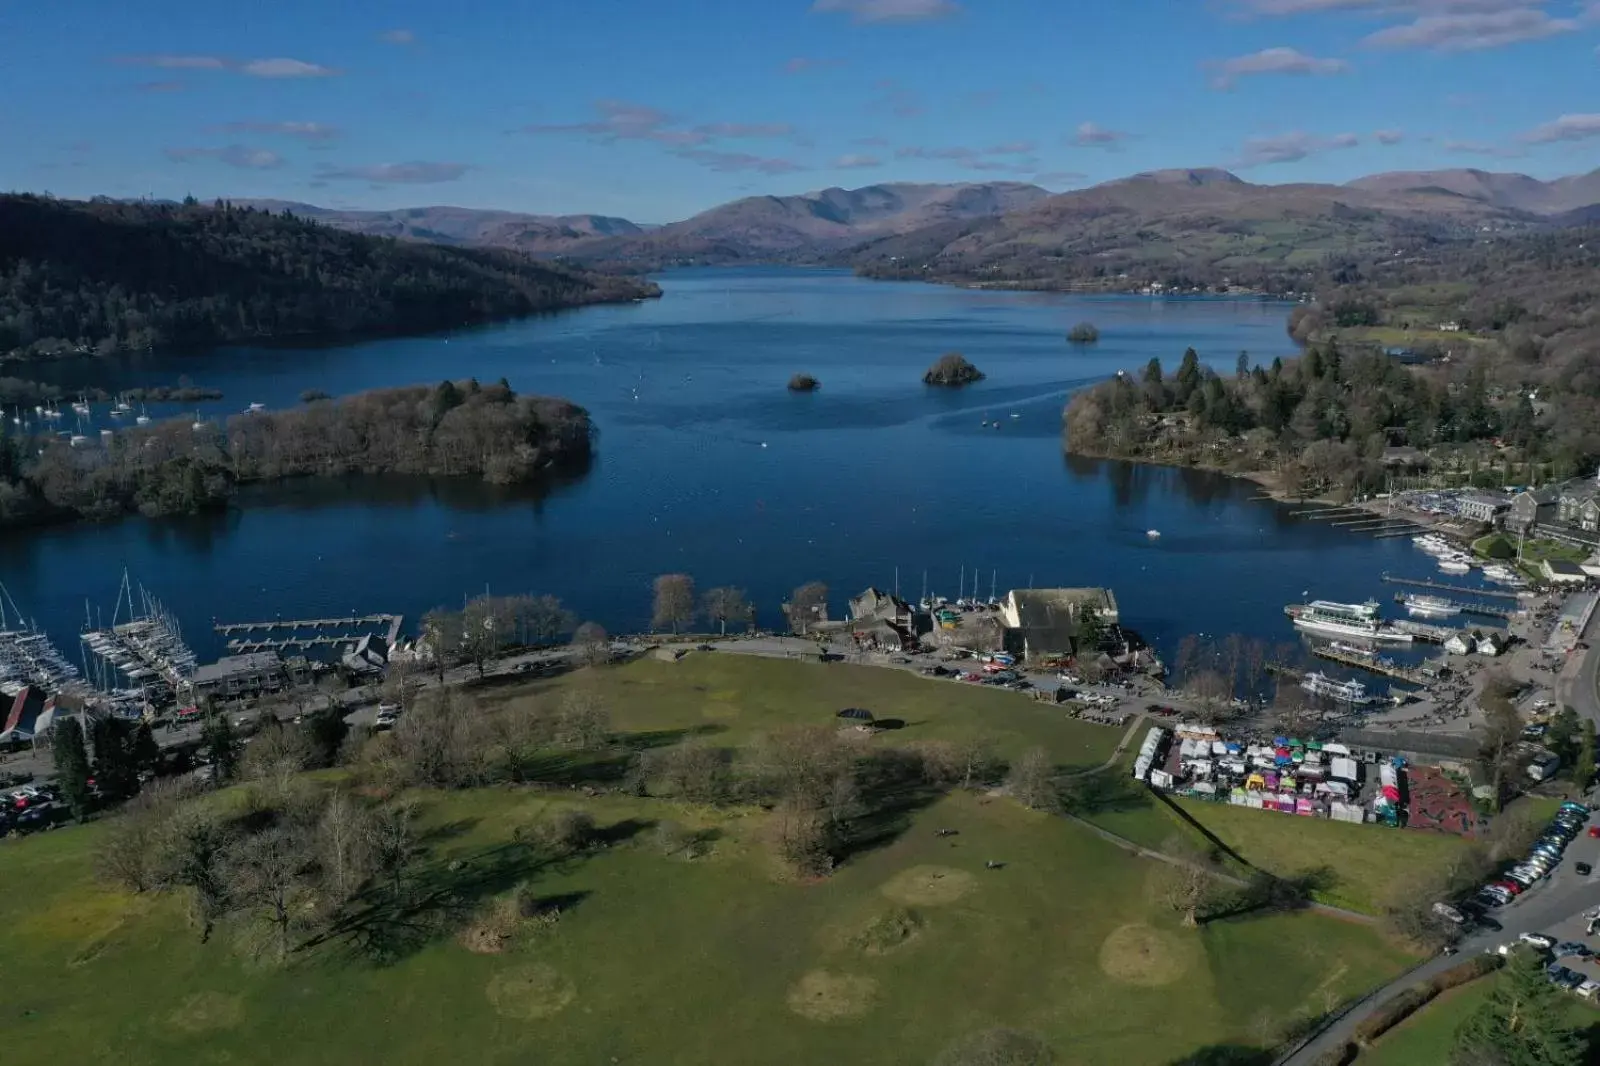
1352 954 1503 1047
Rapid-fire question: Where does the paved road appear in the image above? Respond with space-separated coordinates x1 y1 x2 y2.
1279 815 1600 1065
1562 603 1600 729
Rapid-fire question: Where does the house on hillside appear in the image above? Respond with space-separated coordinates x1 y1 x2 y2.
1457 493 1510 526
1380 446 1430 472
1508 485 1560 534
999 588 1119 662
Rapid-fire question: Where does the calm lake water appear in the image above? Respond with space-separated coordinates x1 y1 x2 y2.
0 268 1489 672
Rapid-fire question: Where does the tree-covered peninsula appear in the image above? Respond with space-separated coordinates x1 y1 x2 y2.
0 379 592 527
0 195 659 363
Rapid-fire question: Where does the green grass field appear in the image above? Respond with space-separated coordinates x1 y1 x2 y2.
1171 802 1472 914
0 656 1433 1065
490 653 1128 771
0 788 1415 1066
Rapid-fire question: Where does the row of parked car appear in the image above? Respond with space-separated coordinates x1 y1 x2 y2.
1476 802 1593 910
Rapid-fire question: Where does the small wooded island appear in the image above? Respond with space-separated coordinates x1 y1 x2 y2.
0 379 593 528
0 194 659 363
787 373 820 392
1067 322 1100 344
923 352 985 387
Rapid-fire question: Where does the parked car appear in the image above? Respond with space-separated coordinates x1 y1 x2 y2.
1579 862 1594 876
1555 942 1592 959
1521 932 1557 950
1579 981 1600 1000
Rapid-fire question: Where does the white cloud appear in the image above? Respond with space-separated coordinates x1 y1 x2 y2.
240 57 341 78
1072 121 1128 147
833 154 884 168
1362 7 1579 50
1374 127 1406 144
164 145 286 169
379 29 416 45
317 161 471 183
675 149 806 174
1209 46 1350 88
213 121 340 141
811 0 960 23
1233 130 1359 166
1521 112 1600 143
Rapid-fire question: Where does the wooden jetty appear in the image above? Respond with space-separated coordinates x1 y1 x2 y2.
1311 644 1430 684
1390 593 1512 620
215 613 403 654
1380 574 1520 600
1289 505 1369 519
1392 619 1456 643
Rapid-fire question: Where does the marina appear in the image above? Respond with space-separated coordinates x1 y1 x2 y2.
1379 574 1521 600
1309 643 1432 684
214 613 403 654
79 572 197 704
0 584 84 696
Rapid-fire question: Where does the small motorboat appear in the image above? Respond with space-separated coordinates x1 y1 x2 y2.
1146 529 1161 539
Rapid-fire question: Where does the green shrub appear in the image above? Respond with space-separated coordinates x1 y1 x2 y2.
1353 985 1436 1045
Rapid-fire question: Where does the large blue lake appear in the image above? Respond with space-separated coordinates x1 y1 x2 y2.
0 268 1467 667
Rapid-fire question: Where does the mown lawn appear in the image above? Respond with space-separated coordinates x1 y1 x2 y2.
1171 801 1473 914
0 787 1416 1066
489 654 1127 772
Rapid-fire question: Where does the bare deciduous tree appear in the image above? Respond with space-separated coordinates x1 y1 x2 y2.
554 690 610 752
1006 747 1058 811
784 581 828 635
642 743 729 803
366 802 419 904
319 790 375 903
226 824 315 961
1155 835 1223 928
571 621 609 666
156 807 234 942
769 799 833 878
652 573 696 635
701 586 754 636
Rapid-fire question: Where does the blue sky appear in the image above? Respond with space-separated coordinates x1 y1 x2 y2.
3 0 1597 221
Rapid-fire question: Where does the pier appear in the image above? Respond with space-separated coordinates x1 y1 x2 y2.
1380 574 1521 600
214 613 403 654
1391 593 1513 620
1310 644 1431 684
1392 619 1456 643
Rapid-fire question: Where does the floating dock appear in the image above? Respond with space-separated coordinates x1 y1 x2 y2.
214 613 403 654
1380 574 1520 600
1310 644 1431 684
1392 619 1456 643
80 573 196 700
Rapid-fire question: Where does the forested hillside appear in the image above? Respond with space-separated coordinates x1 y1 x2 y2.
0 195 658 362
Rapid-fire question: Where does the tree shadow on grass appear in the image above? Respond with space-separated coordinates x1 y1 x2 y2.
1058 771 1154 817
1205 866 1340 925
835 749 948 864
300 813 638 967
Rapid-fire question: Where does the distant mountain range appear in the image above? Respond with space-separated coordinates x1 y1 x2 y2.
247 167 1600 278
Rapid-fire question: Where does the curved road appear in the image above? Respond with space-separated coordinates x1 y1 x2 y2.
1283 628 1600 1066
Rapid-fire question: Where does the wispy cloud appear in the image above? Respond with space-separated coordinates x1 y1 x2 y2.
1233 130 1359 166
1442 138 1525 157
135 80 186 93
115 54 340 77
212 121 341 141
1208 46 1350 88
675 149 806 174
378 28 416 45
1071 121 1129 147
239 58 341 78
1035 169 1088 186
164 144 286 169
896 145 981 162
317 161 472 183
1362 7 1580 50
784 56 845 73
1522 112 1600 143
693 122 795 139
986 140 1037 154
867 81 925 118
520 100 796 148
811 0 960 23
832 153 884 168
1231 1 1567 15
1374 127 1406 144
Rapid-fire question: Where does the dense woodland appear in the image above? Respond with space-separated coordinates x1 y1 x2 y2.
1064 342 1600 497
0 195 658 362
0 379 593 528
1063 226 1600 496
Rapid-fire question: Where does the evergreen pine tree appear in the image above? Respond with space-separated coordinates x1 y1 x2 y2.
201 712 241 781
1454 949 1586 1066
132 721 161 778
50 716 93 821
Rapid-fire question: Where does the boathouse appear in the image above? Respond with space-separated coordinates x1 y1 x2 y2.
999 588 1119 662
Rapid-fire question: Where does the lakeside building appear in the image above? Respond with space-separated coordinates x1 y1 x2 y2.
1543 559 1589 585
999 588 1119 662
1456 493 1510 525
192 652 285 700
